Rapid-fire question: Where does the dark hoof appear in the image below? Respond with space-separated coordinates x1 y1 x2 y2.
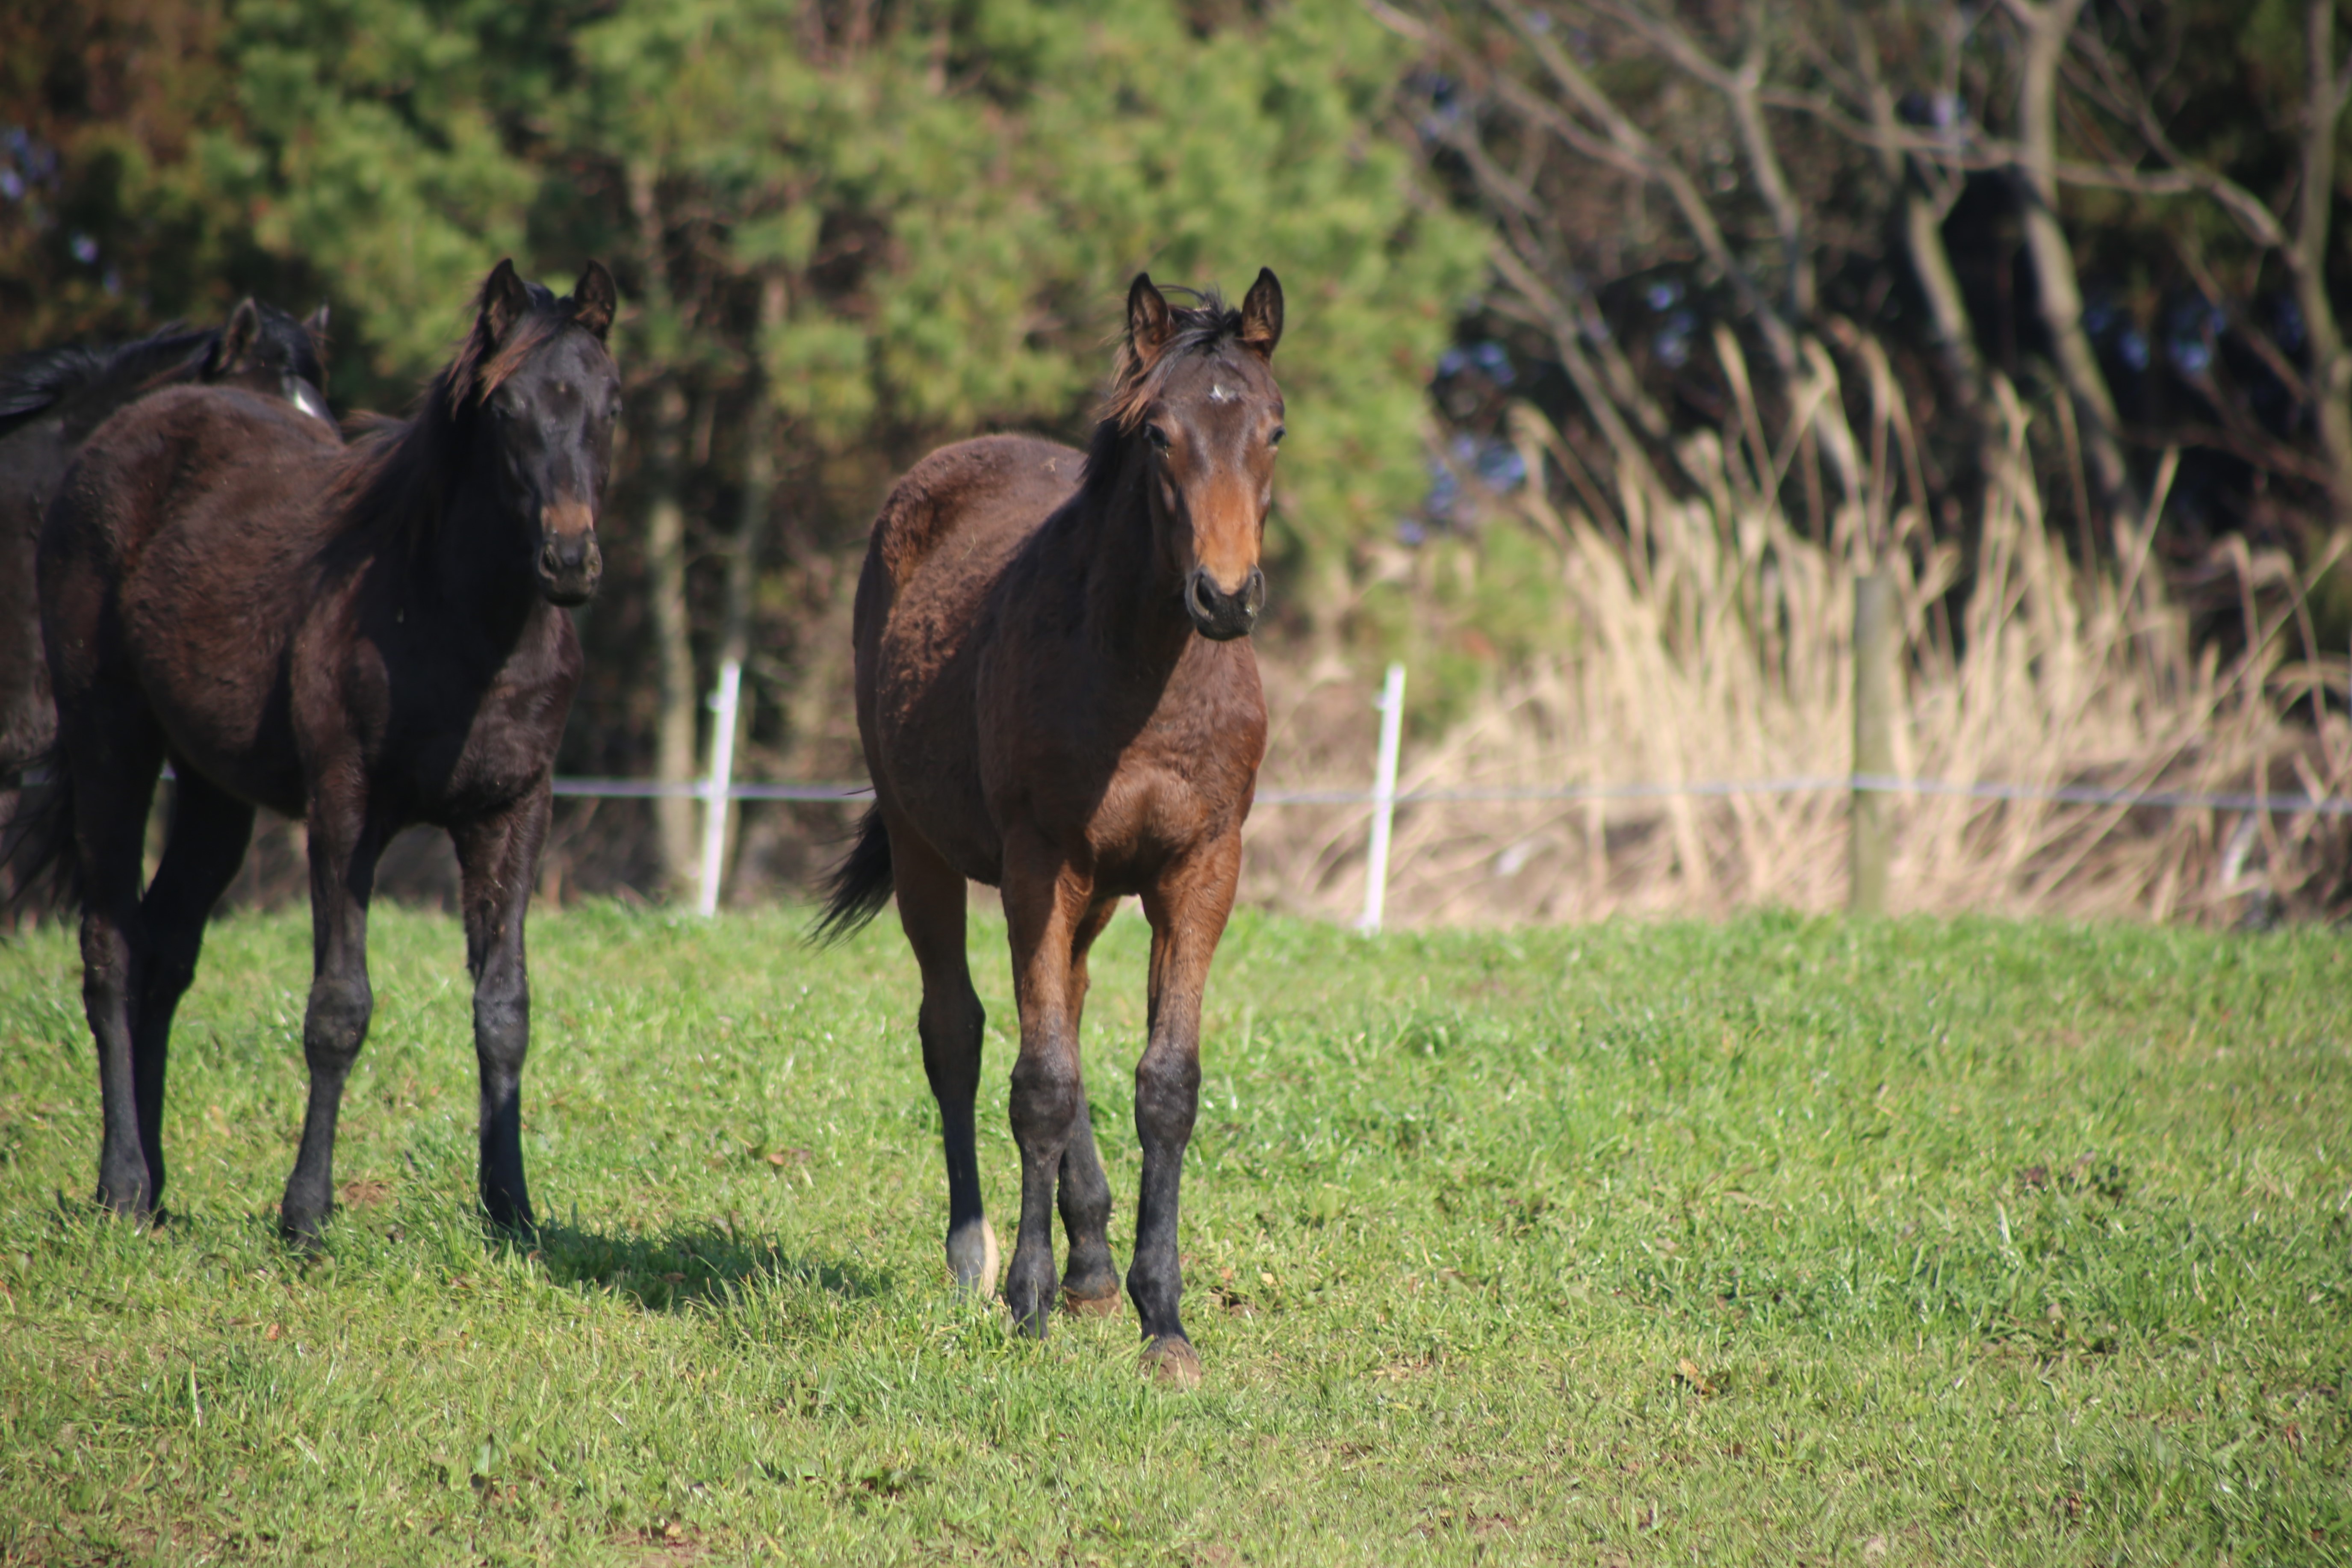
481 1192 536 1237
1141 1335 1200 1386
1062 1279 1122 1317
278 1207 330 1253
946 1220 999 1296
93 1178 155 1222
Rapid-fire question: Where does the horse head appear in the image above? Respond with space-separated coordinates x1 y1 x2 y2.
1122 269 1284 642
204 298 334 428
468 259 621 608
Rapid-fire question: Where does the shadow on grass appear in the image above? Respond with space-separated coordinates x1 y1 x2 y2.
512 1218 894 1312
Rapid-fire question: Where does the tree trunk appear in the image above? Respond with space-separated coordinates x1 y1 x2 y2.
2297 0 2352 528
643 384 699 895
628 158 699 894
702 273 786 889
2013 0 2137 526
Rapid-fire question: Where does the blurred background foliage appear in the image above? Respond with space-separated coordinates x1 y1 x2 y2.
6 0 2352 911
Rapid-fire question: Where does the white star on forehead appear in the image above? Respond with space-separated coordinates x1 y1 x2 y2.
1207 382 1234 403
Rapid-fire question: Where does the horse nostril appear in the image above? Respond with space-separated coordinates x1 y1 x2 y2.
1189 570 1216 621
1242 567 1266 618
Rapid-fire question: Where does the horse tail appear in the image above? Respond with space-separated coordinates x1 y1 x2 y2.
0 750 81 922
809 806 893 945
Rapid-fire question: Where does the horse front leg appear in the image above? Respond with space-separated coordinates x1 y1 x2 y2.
280 788 383 1246
1056 897 1122 1316
1000 835 1093 1337
453 782 552 1234
1129 835 1242 1385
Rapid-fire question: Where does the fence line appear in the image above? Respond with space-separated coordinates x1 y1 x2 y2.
547 773 2352 815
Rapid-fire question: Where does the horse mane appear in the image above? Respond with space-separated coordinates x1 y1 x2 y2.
325 280 569 547
1080 287 1246 499
0 325 209 433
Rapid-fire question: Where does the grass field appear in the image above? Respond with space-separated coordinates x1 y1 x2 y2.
0 903 2346 1565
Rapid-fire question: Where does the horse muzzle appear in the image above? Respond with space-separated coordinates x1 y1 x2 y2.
1185 565 1265 641
537 530 603 606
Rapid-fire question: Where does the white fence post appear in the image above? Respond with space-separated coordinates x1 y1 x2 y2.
1358 661 1406 935
696 658 744 918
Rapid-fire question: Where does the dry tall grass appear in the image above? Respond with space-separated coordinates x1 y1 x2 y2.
1243 372 2352 927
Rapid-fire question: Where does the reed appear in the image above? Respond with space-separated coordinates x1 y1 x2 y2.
1244 366 2352 926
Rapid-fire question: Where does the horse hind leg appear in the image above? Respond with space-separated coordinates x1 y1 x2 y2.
131 772 255 1213
58 700 166 1217
888 825 995 1293
1055 897 1121 1316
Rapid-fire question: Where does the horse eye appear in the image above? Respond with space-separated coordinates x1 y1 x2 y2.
1269 425 1286 448
1145 423 1171 452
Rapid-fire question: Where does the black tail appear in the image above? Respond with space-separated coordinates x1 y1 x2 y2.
0 750 81 923
809 806 894 945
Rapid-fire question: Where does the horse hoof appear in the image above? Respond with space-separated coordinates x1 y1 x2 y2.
946 1219 999 1296
1062 1282 1122 1317
278 1209 330 1254
1141 1335 1200 1387
94 1177 153 1222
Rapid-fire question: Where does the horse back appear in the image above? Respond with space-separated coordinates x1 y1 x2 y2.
857 434 1083 882
41 386 341 810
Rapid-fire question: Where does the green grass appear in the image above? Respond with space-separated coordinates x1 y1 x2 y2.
0 904 2347 1565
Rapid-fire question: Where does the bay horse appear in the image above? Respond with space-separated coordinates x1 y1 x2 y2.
0 301 332 868
820 270 1284 1383
11 260 617 1242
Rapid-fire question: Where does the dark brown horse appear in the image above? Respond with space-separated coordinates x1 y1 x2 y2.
820 271 1284 1382
11 261 617 1242
0 302 332 854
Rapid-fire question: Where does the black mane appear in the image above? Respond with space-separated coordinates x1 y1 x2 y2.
0 326 210 437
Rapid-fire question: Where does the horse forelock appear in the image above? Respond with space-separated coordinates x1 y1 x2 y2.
325 289 595 548
1102 288 1244 433
473 311 573 402
1083 288 1256 496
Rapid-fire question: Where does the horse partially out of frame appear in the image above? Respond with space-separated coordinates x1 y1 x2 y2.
8 261 617 1243
820 270 1284 1383
0 301 333 892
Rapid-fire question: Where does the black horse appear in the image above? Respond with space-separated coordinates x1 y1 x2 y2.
0 301 332 909
10 262 615 1240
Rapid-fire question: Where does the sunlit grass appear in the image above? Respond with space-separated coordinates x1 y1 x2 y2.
1 903 2346 1563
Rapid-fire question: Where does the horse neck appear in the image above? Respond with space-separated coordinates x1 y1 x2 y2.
1075 445 1196 668
416 449 551 649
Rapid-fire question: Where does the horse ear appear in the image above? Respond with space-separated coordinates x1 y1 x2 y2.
479 259 533 343
209 298 262 375
570 260 617 341
1127 273 1173 363
303 304 331 358
1239 268 1283 359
